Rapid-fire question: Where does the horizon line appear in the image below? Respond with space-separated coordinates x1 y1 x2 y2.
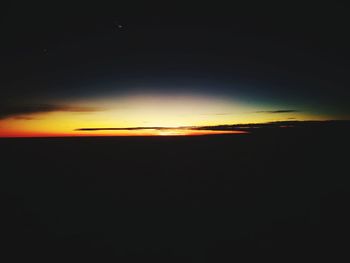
1 119 349 138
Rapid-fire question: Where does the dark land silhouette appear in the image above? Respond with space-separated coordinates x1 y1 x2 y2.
1 120 349 262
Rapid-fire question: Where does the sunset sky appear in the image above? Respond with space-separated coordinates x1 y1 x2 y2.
1 2 349 137
0 90 335 137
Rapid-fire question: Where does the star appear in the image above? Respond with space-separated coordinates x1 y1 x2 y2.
113 20 124 30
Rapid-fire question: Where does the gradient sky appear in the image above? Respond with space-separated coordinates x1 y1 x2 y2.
1 2 349 137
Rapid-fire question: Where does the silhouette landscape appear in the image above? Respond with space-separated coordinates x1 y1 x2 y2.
1 120 350 261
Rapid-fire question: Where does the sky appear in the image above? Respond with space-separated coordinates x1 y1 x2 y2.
1 1 349 137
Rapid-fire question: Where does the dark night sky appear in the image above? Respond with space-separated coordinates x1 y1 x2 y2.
1 1 350 118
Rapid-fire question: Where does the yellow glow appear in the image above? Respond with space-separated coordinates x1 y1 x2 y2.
0 93 331 137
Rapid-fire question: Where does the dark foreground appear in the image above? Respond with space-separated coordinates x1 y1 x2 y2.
1 122 349 262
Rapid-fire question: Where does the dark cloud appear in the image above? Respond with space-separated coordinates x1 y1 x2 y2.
0 104 103 120
75 120 350 134
255 110 298 114
12 116 38 120
76 127 175 131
